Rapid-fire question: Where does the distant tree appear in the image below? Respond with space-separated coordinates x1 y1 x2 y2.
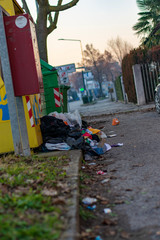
20 0 79 62
133 0 160 47
107 36 133 66
82 44 106 97
69 72 83 91
82 44 121 97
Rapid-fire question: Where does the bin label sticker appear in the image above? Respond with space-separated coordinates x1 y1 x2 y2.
0 93 10 121
15 16 27 29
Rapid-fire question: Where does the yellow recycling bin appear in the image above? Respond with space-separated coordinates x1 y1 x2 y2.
0 0 43 154
0 76 43 154
0 0 15 15
0 76 14 153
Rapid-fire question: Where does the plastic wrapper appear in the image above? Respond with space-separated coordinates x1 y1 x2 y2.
49 110 82 128
45 142 71 151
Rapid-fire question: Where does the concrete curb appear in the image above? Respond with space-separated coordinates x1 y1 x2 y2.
82 105 155 120
36 150 83 240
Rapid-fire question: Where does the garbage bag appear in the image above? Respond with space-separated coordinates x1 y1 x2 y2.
40 116 70 143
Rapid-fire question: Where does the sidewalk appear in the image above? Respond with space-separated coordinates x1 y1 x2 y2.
59 99 156 239
42 99 154 239
68 99 155 117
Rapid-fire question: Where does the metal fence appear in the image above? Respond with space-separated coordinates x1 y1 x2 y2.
140 62 160 103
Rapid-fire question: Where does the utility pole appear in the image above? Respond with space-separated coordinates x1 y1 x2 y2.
0 7 30 156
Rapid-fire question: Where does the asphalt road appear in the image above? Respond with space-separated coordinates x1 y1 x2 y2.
79 101 160 240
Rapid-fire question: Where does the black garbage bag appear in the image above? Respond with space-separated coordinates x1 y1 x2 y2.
66 136 85 149
40 116 70 143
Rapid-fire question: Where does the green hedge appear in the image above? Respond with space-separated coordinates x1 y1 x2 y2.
115 76 124 101
122 45 160 103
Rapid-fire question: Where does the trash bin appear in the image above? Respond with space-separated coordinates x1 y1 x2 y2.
60 85 70 113
40 59 63 115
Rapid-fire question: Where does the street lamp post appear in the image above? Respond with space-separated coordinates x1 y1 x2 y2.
58 38 87 91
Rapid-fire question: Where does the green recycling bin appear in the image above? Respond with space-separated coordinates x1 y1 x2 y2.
40 59 63 115
60 85 70 113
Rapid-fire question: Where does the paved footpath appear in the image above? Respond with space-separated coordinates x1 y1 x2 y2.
42 99 155 240
66 99 156 239
68 99 155 117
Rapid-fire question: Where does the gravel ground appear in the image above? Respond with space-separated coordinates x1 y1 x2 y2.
80 109 160 240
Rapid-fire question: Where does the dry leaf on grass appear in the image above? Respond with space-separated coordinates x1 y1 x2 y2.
121 231 130 239
41 189 58 197
102 218 117 226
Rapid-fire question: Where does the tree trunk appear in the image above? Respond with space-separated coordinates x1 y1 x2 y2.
98 81 104 97
36 0 48 62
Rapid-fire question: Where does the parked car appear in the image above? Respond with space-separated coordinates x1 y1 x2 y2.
155 76 160 113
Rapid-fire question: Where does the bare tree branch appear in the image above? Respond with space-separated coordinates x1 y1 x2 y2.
48 0 79 13
47 0 63 35
21 0 31 16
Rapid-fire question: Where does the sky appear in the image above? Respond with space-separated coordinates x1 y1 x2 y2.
17 0 140 67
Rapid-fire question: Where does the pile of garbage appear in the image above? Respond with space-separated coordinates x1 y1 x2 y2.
40 110 116 160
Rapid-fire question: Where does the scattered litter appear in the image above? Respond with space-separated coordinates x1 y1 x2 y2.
111 143 123 147
81 166 85 169
104 208 112 214
82 197 97 205
84 154 93 161
92 143 111 155
104 143 112 151
88 127 100 134
88 162 96 165
107 134 117 138
86 205 96 210
125 188 132 191
95 236 102 240
45 142 71 151
112 118 120 126
97 171 107 175
101 178 110 184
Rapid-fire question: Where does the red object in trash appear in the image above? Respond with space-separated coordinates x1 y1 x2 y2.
97 171 107 175
4 14 43 96
112 118 120 126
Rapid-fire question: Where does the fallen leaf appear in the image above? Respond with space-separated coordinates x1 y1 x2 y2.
121 231 130 239
81 231 90 237
132 164 144 167
96 195 109 201
41 189 58 196
95 225 101 229
102 218 117 226
14 187 30 195
110 169 117 172
108 230 116 236
156 231 160 235
114 200 125 204
125 188 132 191
101 200 110 205
110 175 117 180
52 197 65 205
